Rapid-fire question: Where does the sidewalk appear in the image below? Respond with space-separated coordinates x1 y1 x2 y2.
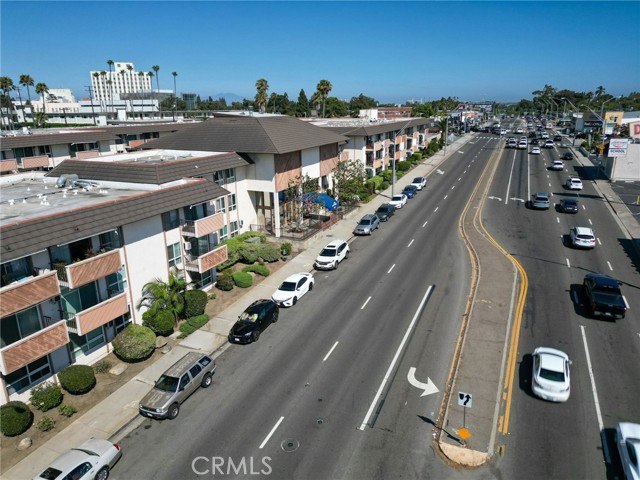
3 135 475 480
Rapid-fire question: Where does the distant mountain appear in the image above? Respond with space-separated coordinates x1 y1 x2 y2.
212 92 246 104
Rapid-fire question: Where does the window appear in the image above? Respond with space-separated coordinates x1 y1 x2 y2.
106 269 127 297
189 364 202 378
225 168 236 183
1 308 41 347
167 243 182 269
112 312 131 335
230 221 239 237
228 194 237 212
179 374 191 390
99 229 122 250
162 210 180 230
190 269 215 289
213 171 224 186
64 462 92 480
1 257 32 287
69 327 105 360
215 197 226 214
5 356 51 395
218 225 228 242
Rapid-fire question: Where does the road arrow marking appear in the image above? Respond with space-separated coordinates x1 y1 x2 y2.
487 196 502 201
436 169 445 175
510 197 525 202
458 151 464 154
407 367 439 397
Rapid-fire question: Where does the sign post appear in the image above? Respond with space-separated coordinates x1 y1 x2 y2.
458 391 473 427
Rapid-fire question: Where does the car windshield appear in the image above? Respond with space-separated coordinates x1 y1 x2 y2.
539 367 565 383
392 196 402 201
319 248 337 257
155 374 179 392
278 281 297 292
413 178 422 183
359 219 372 226
39 468 64 480
239 311 259 322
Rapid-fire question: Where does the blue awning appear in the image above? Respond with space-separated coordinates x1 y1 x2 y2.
302 192 339 211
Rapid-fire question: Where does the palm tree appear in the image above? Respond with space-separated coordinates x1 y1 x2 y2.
172 71 178 120
594 86 605 100
255 78 269 113
127 64 134 115
19 74 34 106
316 79 333 118
136 273 186 326
310 91 322 114
106 60 114 111
99 71 107 110
118 70 127 116
152 65 160 113
35 82 49 127
148 71 155 115
0 76 15 129
138 71 146 117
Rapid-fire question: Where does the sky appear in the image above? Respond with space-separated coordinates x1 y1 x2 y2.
1 1 639 105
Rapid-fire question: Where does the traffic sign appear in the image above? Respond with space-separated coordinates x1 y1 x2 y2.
458 392 472 408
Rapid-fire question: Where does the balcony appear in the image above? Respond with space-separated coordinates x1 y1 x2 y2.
65 293 129 336
185 245 228 273
182 212 225 238
0 271 60 318
0 320 69 375
55 249 122 289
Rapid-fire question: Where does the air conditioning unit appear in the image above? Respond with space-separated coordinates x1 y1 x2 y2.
183 241 191 251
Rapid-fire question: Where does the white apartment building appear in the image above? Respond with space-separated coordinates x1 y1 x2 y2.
90 62 153 105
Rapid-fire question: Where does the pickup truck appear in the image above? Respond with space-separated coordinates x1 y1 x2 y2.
583 273 627 319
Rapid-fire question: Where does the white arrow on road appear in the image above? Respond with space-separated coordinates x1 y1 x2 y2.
457 151 464 154
487 196 503 201
510 197 525 203
436 169 445 175
407 367 439 397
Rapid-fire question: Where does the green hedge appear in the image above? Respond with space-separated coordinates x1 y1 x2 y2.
242 264 270 276
58 365 96 395
184 289 208 317
396 161 411 172
0 401 34 437
232 271 253 288
142 309 175 336
216 270 234 291
238 244 260 264
216 232 266 271
178 314 210 338
112 324 156 362
258 244 280 262
29 381 63 412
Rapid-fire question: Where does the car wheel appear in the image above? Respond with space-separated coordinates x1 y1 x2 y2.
168 403 180 420
253 331 260 342
273 311 279 323
95 466 110 480
334 261 338 270
292 297 297 306
309 282 313 291
345 250 350 259
201 373 213 388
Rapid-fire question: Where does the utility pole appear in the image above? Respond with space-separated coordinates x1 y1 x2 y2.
85 86 97 125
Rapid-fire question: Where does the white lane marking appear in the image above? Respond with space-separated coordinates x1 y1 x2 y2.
588 218 593 225
464 170 467 174
407 239 414 248
361 296 372 309
607 261 613 271
623 296 630 309
557 217 560 223
323 341 339 362
451 185 455 190
388 264 396 273
444 195 448 200
566 258 571 268
505 151 517 205
580 325 609 463
458 177 462 181
582 204 586 210
597 238 602 245
549 182 552 187
422 220 428 228
359 286 433 430
434 206 439 213
259 416 284 449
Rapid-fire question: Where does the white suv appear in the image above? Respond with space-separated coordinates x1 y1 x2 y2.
570 227 596 249
566 176 583 190
314 239 350 270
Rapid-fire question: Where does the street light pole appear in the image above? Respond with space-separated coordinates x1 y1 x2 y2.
599 95 621 137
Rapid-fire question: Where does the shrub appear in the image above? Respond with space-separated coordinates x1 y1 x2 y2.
258 244 280 263
112 324 156 362
178 314 210 338
208 293 217 300
396 161 411 172
58 403 78 417
93 359 112 374
238 244 260 264
36 416 55 432
280 242 292 257
232 271 253 288
142 309 175 336
29 381 63 412
58 365 96 395
184 289 208 318
216 270 234 291
242 264 270 276
0 401 33 437
381 169 393 182
216 232 266 271
381 181 390 190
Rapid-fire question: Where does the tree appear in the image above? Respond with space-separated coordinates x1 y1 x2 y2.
255 78 269 113
19 74 34 105
148 71 155 114
332 158 366 202
127 64 134 114
35 82 48 116
0 76 15 129
310 91 322 113
138 71 146 116
316 79 332 118
136 273 186 325
119 70 127 114
172 71 178 119
323 97 348 117
106 60 114 111
152 65 160 112
285 173 320 225
349 93 377 116
99 71 107 110
296 89 310 117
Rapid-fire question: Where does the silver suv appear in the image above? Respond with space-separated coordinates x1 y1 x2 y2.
353 214 380 235
139 352 216 419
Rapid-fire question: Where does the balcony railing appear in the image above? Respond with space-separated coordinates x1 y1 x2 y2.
182 212 225 238
0 271 60 318
52 249 122 289
185 245 228 273
64 293 128 336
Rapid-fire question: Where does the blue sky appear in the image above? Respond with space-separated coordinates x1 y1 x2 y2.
1 1 639 104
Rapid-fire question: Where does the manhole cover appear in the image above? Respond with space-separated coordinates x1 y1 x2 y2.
315 417 326 425
281 439 299 452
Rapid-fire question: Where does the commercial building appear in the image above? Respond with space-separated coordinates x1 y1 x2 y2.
90 62 153 105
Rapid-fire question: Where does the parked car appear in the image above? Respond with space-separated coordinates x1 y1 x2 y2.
561 151 573 161
410 176 427 190
531 347 571 402
353 213 380 235
272 273 314 307
558 198 579 213
389 194 407 209
139 352 217 419
402 185 417 199
566 176 583 190
583 273 627 319
32 438 122 480
549 160 564 171
375 204 395 222
314 239 350 270
228 299 279 343
616 422 640 480
569 226 596 249
531 192 550 210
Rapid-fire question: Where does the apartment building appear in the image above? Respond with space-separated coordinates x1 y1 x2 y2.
90 62 153 105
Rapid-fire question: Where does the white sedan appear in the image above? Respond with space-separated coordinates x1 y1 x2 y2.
33 438 122 480
616 422 640 480
530 146 541 155
389 194 407 209
566 176 583 190
549 160 564 171
531 347 571 402
272 273 314 307
410 176 427 190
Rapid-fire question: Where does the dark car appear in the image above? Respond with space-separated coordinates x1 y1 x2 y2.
531 138 540 146
558 198 579 213
402 185 417 199
561 152 573 161
228 299 279 344
583 273 627 320
375 203 395 222
554 135 562 142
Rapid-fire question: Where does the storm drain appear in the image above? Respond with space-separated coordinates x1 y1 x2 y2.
281 439 299 452
315 417 326 425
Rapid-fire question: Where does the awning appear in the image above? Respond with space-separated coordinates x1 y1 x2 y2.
302 192 339 211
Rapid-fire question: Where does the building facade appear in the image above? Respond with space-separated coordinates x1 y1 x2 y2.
90 62 153 105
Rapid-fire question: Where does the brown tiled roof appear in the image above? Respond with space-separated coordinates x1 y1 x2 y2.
139 115 349 154
46 152 250 185
0 179 229 263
